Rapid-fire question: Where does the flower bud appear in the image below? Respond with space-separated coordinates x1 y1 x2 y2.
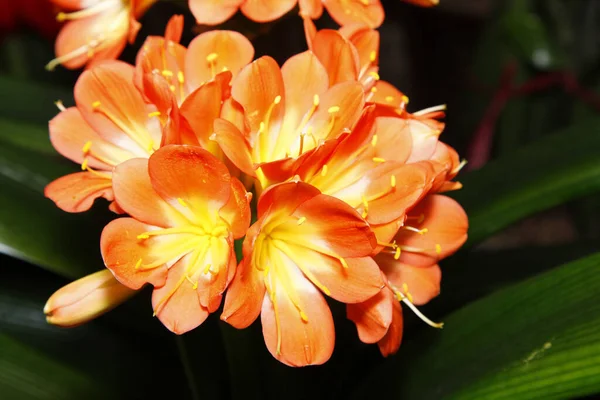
44 270 136 327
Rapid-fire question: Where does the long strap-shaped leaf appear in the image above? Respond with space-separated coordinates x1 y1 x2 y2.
453 118 600 246
354 252 600 400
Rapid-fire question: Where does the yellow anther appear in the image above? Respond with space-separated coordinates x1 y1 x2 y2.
54 100 66 112
391 175 396 188
452 159 468 175
259 121 266 133
192 282 198 290
297 216 307 225
402 283 409 293
370 86 378 93
92 101 101 108
137 233 150 240
321 164 328 177
371 135 378 147
82 141 92 154
273 95 282 105
394 247 401 260
313 94 320 107
372 157 386 163
148 111 161 118
177 71 185 84
206 53 218 63
169 85 176 92
177 198 188 207
385 96 394 103
435 244 442 255
361 195 369 219
402 95 409 104
147 139 155 152
369 71 380 80
369 50 377 62
328 106 340 114
81 159 89 171
339 258 349 269
161 70 173 77
135 259 143 269
203 264 212 274
300 311 308 322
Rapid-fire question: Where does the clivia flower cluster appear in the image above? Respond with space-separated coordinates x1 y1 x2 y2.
43 1 467 367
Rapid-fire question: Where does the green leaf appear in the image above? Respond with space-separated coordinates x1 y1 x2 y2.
355 252 600 400
454 118 600 246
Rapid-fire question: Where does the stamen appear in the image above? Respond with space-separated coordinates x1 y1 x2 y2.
402 95 409 104
135 258 142 269
452 159 468 175
148 111 161 118
177 71 185 84
161 70 173 77
370 86 378 93
394 287 444 329
413 104 447 116
403 226 428 235
361 194 369 218
435 244 442 255
390 175 396 188
177 198 188 208
297 216 307 225
300 311 309 322
327 106 340 114
394 247 401 260
313 94 320 107
371 134 378 147
54 100 66 112
82 141 92 154
385 96 394 103
369 50 377 62
339 257 349 269
369 71 380 81
372 157 386 163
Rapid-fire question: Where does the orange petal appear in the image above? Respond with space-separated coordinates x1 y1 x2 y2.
378 261 441 306
212 118 256 177
221 257 266 328
396 194 468 266
49 107 132 169
402 0 439 7
51 0 93 8
240 0 297 23
261 264 335 366
368 80 408 109
405 118 441 163
231 56 285 135
341 25 380 70
280 51 329 132
51 9 129 70
112 158 188 227
164 14 184 43
75 60 161 155
219 177 252 238
44 269 136 327
347 286 393 343
151 254 210 334
378 297 403 356
312 29 359 85
323 0 384 28
45 171 113 213
256 181 321 219
180 77 229 146
299 0 323 19
189 0 244 25
372 116 413 163
100 217 169 289
186 30 254 90
302 16 318 50
147 145 232 225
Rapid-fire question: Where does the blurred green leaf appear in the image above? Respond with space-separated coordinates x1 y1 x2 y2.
454 118 600 246
356 252 600 400
0 118 55 155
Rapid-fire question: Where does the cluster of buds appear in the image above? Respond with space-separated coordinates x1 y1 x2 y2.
44 1 467 367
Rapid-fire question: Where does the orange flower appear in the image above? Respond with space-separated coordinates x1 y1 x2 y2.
135 16 253 157
348 194 468 356
221 181 383 366
189 0 384 28
101 145 251 333
44 269 136 327
45 60 162 213
47 0 156 70
212 53 365 189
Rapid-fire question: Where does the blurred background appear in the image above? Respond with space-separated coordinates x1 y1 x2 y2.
1 0 600 399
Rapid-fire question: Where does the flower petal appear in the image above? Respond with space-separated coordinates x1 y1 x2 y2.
49 107 132 169
396 194 468 266
189 0 244 25
257 181 321 219
299 0 323 19
44 269 136 328
240 0 297 22
372 116 413 164
100 217 169 289
112 158 188 227
261 263 335 366
221 257 266 328
151 253 209 334
322 0 384 28
378 261 441 305
347 286 393 343
185 30 254 90
231 56 285 135
378 297 403 356
312 29 359 86
219 177 252 238
212 118 256 177
148 145 233 226
75 60 161 156
45 171 113 213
